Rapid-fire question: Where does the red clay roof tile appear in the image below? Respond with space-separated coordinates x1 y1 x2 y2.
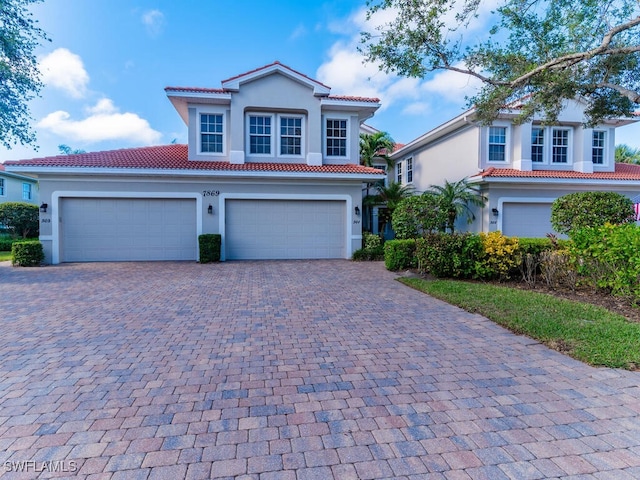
5 144 384 175
479 164 640 180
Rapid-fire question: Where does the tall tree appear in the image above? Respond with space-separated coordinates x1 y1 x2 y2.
365 181 415 234
615 144 640 164
359 131 395 168
0 0 49 149
361 0 640 125
427 178 487 233
58 144 86 155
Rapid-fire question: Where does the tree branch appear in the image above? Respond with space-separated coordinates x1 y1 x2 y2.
598 82 640 103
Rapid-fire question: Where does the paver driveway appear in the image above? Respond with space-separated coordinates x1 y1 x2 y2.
0 260 639 480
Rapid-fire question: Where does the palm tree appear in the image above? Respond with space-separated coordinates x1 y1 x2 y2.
427 178 487 233
615 144 640 164
359 132 395 169
365 181 415 235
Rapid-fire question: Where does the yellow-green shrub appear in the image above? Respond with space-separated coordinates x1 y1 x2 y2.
475 231 520 280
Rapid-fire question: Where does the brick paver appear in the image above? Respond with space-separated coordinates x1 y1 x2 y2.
1 260 639 478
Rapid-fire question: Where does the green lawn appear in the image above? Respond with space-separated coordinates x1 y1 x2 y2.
0 251 11 262
400 277 640 370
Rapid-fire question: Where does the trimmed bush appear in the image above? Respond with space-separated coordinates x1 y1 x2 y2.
551 192 634 235
0 237 15 251
0 202 39 238
384 239 416 271
198 234 221 263
391 194 444 239
517 237 554 257
415 233 482 278
569 223 640 300
475 231 520 280
353 232 384 261
11 241 44 267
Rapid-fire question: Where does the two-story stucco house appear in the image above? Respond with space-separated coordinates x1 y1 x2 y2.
391 98 640 237
5 62 384 263
0 164 38 206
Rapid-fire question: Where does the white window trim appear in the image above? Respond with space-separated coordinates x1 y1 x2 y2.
197 107 226 157
531 126 545 164
406 157 413 184
550 127 573 165
324 115 350 159
22 183 32 201
592 129 608 166
396 161 403 184
277 114 305 159
0 178 5 196
487 123 510 163
246 112 275 158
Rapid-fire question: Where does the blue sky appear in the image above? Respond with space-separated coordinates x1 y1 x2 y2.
2 0 639 162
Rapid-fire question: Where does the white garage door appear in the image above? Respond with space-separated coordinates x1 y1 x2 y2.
61 198 197 262
502 203 555 238
225 199 345 260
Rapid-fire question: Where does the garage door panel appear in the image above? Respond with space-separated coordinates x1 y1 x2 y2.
502 203 556 238
61 198 197 262
226 199 345 260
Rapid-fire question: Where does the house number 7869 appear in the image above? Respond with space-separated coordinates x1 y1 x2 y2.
202 190 220 197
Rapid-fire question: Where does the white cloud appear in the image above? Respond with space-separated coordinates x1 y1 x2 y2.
421 67 483 103
39 48 90 99
142 9 165 37
37 99 162 145
289 24 307 40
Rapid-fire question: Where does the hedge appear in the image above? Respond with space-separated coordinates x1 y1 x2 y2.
383 239 416 271
11 241 44 267
198 234 221 263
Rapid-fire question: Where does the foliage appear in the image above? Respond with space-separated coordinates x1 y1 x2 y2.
58 144 86 155
361 0 640 126
415 233 482 278
400 277 640 369
539 249 577 289
359 131 395 168
353 232 385 261
426 178 486 233
551 191 635 235
475 231 520 280
1 0 50 148
383 239 416 271
0 234 37 251
391 193 444 239
569 223 640 300
365 181 415 234
198 234 221 263
615 144 640 164
11 240 43 266
0 202 39 238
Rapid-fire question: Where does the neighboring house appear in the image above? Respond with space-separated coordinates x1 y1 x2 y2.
0 164 38 205
5 62 384 263
391 98 640 237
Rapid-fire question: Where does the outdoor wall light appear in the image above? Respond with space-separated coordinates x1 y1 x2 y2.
207 205 214 215
40 203 48 213
355 206 361 216
492 208 499 217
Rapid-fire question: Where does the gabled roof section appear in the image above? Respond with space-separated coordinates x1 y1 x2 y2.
4 145 385 179
474 163 640 181
221 61 331 96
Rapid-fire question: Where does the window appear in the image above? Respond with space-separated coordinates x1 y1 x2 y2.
200 113 224 154
249 115 272 155
552 129 569 163
592 130 606 164
488 126 507 162
0 178 4 196
280 116 302 156
406 158 413 183
326 119 347 157
531 127 544 163
396 162 402 183
22 183 32 201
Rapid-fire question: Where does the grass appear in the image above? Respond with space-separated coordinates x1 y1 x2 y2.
0 251 11 262
400 277 640 370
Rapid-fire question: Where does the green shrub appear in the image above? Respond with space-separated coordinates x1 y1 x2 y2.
198 234 221 263
0 202 39 238
0 237 15 251
353 233 385 261
384 239 416 271
475 231 520 280
551 192 634 235
517 237 554 257
11 241 44 267
569 223 640 300
391 194 444 239
416 233 482 278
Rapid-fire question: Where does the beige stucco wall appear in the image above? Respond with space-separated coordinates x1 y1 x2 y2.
0 174 39 205
36 174 366 263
